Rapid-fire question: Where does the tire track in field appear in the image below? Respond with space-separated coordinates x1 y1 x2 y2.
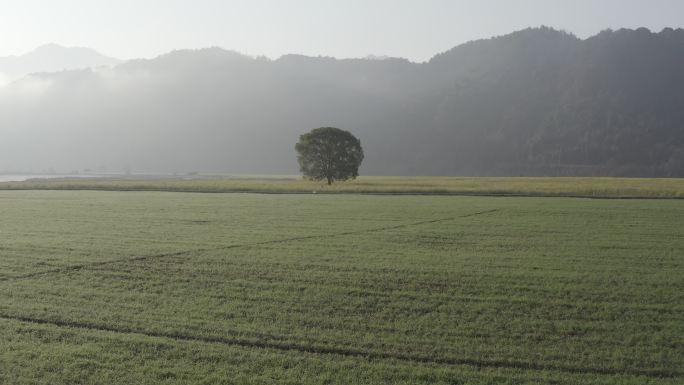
217 208 499 249
0 250 192 282
0 209 498 283
0 312 679 379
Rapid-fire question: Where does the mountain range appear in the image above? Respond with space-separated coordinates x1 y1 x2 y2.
1 27 683 176
0 44 121 84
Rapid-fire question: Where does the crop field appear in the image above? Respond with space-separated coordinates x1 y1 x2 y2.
0 190 683 384
2 176 684 198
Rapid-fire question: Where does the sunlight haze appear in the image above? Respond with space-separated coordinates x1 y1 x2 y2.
1 0 683 61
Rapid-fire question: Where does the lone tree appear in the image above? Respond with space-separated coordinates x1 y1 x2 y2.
295 127 364 185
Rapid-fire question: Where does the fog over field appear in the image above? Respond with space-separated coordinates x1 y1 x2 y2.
1 27 683 177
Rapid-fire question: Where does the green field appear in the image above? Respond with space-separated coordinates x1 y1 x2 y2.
2 176 684 198
1 190 683 384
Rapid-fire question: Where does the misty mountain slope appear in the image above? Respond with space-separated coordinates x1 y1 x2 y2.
1 27 683 176
0 44 121 84
539 28 684 173
416 28 583 174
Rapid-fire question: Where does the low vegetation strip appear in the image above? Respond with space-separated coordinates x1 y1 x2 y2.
1 176 684 198
0 312 680 379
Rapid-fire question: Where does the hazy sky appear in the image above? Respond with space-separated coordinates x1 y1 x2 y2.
1 0 683 62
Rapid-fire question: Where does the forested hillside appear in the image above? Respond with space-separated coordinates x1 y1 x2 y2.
1 27 682 176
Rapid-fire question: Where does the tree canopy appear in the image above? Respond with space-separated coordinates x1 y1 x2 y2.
295 127 364 184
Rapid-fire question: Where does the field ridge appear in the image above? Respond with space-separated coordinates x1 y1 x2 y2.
2 176 684 198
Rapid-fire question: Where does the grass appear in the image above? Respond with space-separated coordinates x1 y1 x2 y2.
1 175 684 198
0 190 683 384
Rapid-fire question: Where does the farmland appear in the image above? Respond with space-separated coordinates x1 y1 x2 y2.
2 175 684 198
0 190 683 384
